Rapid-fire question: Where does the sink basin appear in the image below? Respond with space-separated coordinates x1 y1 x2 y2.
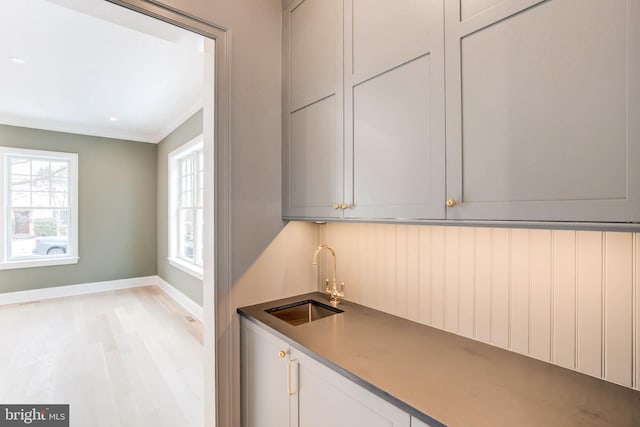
265 299 343 326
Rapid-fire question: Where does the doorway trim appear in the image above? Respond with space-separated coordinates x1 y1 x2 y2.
105 1 231 426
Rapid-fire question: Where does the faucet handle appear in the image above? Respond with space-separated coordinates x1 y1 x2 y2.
328 282 346 305
324 279 330 293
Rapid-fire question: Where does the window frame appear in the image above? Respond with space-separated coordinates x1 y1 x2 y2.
168 135 204 280
0 146 79 270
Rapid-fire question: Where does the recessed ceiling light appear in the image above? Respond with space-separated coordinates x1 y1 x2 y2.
9 57 26 65
108 116 118 122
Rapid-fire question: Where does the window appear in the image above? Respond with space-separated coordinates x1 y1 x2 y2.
0 147 78 269
168 136 203 279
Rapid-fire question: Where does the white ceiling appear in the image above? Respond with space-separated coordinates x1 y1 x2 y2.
0 0 205 143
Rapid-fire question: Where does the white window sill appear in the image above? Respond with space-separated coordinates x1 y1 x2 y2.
168 257 203 280
0 256 79 270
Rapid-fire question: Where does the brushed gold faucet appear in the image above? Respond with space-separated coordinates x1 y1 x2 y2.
312 244 345 305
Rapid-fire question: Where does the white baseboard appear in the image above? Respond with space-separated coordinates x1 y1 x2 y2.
0 275 204 322
154 276 203 321
0 276 156 306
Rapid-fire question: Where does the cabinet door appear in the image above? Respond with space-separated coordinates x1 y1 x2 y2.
411 416 434 427
283 0 344 219
445 0 640 221
292 349 410 427
344 0 446 219
241 319 294 427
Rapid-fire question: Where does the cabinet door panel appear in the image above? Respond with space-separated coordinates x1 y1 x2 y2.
348 56 442 219
295 351 410 427
241 320 291 427
286 96 343 218
350 0 430 80
460 0 503 21
288 0 340 111
411 417 434 427
445 0 640 221
345 0 445 220
284 0 343 219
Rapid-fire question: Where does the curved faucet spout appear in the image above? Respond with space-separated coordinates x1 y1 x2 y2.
312 244 344 304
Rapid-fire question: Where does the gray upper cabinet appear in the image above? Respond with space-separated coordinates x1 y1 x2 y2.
284 0 344 219
284 0 640 224
283 0 445 220
344 0 446 220
444 0 640 222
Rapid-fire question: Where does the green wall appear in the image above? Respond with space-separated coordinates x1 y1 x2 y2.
0 124 157 292
156 110 203 305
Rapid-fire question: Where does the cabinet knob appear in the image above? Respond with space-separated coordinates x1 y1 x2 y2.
278 350 287 359
446 198 457 208
340 203 351 210
332 203 340 210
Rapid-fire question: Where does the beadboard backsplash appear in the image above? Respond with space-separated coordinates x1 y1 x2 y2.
318 223 639 390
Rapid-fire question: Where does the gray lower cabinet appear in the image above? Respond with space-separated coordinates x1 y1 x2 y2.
283 0 640 223
241 318 411 427
444 0 640 222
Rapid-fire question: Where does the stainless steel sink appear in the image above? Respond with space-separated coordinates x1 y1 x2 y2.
265 299 343 326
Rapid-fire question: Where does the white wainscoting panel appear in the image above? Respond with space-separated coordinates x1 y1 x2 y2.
552 230 576 370
576 231 603 378
319 223 640 390
509 227 529 355
474 228 491 343
529 229 552 362
603 232 634 387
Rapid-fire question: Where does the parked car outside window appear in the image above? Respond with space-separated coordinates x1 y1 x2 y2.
32 237 68 255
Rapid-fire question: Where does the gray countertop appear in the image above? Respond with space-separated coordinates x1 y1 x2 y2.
238 292 640 427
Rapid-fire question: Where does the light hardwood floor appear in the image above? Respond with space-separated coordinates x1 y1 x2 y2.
0 286 203 427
